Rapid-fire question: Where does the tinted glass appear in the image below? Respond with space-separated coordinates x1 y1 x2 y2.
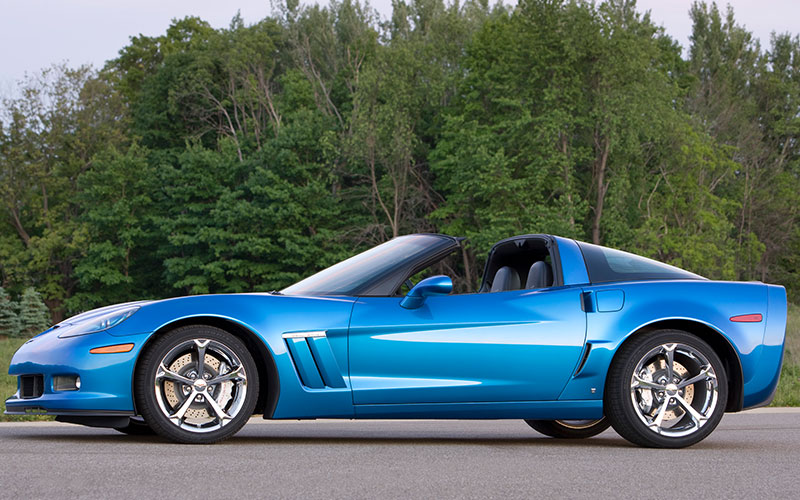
577 242 704 283
282 234 453 296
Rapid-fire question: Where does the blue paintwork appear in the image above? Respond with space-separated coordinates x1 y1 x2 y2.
596 290 624 312
552 236 590 286
5 235 787 422
349 287 586 405
5 329 149 412
557 280 781 406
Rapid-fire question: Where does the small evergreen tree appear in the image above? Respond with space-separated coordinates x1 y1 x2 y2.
0 287 21 337
17 287 51 337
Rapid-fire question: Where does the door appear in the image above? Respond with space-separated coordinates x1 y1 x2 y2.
349 287 587 405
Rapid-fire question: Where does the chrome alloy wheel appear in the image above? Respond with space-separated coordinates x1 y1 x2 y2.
153 338 248 433
630 342 719 438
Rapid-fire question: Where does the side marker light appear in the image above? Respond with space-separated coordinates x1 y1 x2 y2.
730 314 762 323
89 343 135 354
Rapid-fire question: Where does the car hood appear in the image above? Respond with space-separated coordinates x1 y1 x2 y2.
37 293 357 341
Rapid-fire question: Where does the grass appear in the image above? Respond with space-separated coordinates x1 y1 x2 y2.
771 303 800 406
0 305 799 421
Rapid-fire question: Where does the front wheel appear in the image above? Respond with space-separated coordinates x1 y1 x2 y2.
135 325 259 444
605 330 727 448
525 418 610 439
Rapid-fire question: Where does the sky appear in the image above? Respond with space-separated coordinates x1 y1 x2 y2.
637 0 800 50
1 0 799 95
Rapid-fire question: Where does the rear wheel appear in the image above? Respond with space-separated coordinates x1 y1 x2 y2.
605 330 727 448
135 325 259 444
525 418 610 439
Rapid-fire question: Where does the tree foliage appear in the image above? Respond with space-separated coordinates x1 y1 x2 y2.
1 0 799 319
0 287 21 337
17 287 50 336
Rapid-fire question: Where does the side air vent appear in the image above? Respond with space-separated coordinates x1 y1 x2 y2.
282 331 347 389
574 344 592 376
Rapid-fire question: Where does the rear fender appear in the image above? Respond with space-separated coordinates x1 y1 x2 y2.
558 281 777 410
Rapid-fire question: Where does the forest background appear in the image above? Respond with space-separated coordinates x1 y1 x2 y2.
1 0 799 326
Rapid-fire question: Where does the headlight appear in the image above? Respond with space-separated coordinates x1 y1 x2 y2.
57 307 140 338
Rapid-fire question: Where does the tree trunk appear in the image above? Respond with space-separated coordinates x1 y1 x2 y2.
9 208 31 247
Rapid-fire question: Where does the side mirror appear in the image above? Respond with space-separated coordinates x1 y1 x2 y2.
400 275 453 309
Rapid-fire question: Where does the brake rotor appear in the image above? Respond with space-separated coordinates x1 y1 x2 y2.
637 358 695 423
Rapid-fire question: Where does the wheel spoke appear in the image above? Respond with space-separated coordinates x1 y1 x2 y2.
208 365 246 385
649 398 671 431
204 392 232 426
675 394 708 426
632 374 666 392
662 343 677 381
169 390 197 423
677 365 716 389
156 363 194 385
194 339 210 379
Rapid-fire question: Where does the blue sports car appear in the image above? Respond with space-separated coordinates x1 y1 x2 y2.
6 234 787 448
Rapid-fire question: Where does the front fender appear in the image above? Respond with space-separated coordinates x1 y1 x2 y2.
110 294 357 419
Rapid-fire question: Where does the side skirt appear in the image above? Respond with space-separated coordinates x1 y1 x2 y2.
352 400 603 420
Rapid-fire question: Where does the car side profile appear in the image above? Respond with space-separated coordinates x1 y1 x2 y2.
5 234 787 448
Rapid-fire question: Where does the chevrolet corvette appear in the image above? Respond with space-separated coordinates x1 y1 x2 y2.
5 233 787 447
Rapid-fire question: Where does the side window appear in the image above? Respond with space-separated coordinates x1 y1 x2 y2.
577 242 703 283
397 249 471 296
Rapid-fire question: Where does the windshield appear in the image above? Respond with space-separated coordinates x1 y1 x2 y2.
282 234 454 296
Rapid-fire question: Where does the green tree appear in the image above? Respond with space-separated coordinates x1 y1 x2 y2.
348 0 492 243
17 287 50 336
633 123 744 279
0 286 21 337
686 1 800 288
0 64 127 320
431 0 685 282
157 108 349 294
0 0 798 313
68 144 163 311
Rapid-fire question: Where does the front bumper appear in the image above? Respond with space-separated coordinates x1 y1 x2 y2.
5 329 150 416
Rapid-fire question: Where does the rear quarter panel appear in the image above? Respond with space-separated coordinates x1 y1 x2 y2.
559 280 784 409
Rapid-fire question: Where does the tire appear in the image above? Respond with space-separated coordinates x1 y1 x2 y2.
525 418 610 439
135 325 259 444
114 416 155 436
605 330 727 448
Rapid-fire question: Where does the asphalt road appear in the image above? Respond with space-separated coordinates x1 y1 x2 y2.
1 408 798 499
